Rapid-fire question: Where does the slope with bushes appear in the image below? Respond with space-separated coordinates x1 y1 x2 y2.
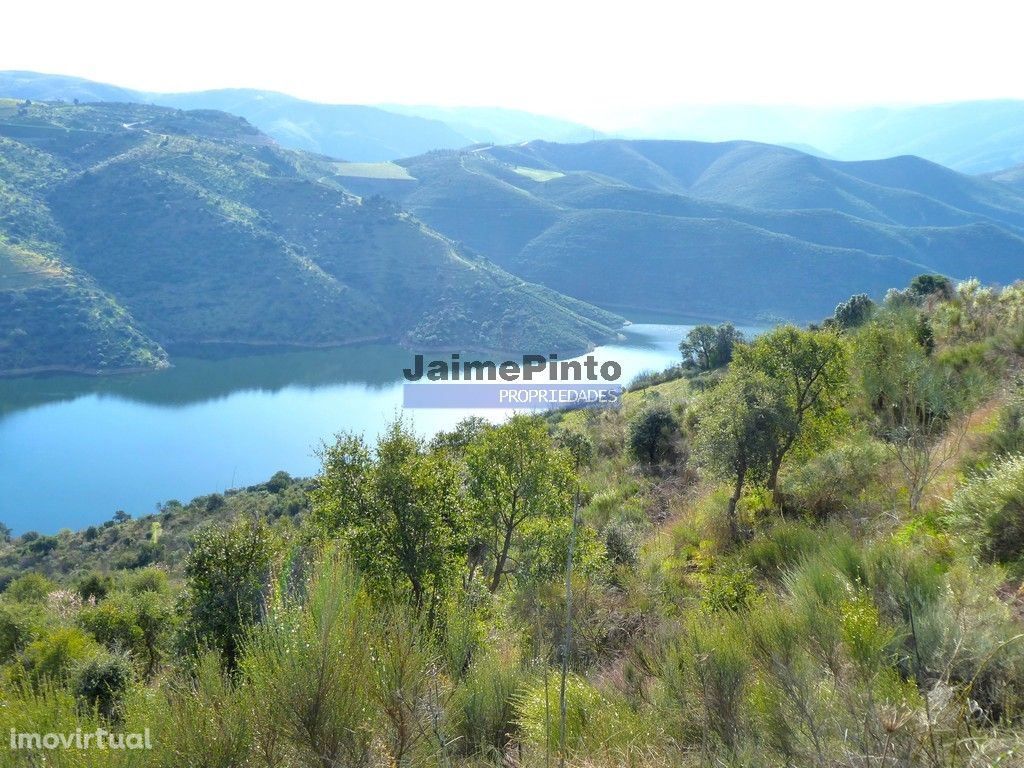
4 275 1024 765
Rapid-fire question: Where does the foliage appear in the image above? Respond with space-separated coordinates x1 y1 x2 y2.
692 367 789 540
241 552 376 767
178 516 277 669
944 453 1024 564
448 646 525 756
679 323 744 371
733 324 849 502
465 415 575 592
72 651 133 719
831 292 875 329
627 406 682 468
312 418 469 617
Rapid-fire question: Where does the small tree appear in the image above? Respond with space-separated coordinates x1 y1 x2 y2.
312 418 469 621
179 516 277 670
734 326 848 505
692 369 788 541
680 324 744 371
465 415 574 592
832 294 875 329
854 315 969 513
628 406 680 467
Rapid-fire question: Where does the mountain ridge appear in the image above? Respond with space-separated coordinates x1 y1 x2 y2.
0 101 623 375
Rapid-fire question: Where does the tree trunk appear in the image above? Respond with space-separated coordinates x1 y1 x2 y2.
490 522 515 592
727 468 746 543
768 457 783 509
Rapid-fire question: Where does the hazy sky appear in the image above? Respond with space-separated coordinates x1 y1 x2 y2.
3 0 1023 128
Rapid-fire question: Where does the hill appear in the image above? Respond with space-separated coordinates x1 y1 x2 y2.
0 101 622 375
363 140 1024 322
0 72 598 161
625 101 1024 173
380 104 600 145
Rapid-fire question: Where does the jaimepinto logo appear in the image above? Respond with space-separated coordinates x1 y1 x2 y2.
402 353 623 410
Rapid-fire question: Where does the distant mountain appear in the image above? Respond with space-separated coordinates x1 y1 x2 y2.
625 102 1024 174
0 101 621 375
0 70 137 103
335 139 1024 323
0 72 599 162
380 105 601 145
150 89 474 161
987 163 1024 194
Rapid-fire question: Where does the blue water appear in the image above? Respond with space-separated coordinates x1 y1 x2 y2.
0 323 708 533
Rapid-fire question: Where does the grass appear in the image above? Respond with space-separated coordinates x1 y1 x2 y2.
0 242 63 289
332 161 415 180
512 166 565 182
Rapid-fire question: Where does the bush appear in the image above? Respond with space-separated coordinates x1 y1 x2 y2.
517 673 655 759
161 651 253 768
78 588 173 677
449 646 525 757
179 517 277 669
661 616 749 755
73 652 133 719
944 454 1024 564
743 521 823 579
241 553 374 768
21 626 100 684
0 600 46 663
780 435 886 518
3 572 56 603
628 406 682 468
77 572 113 602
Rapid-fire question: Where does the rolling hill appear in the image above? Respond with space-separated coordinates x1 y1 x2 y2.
0 101 622 375
624 102 1024 174
0 72 597 162
333 139 1024 322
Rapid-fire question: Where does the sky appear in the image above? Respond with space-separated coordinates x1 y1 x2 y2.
3 0 1024 129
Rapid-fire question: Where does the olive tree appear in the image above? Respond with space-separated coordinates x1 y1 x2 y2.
734 325 848 505
465 415 574 592
692 369 789 542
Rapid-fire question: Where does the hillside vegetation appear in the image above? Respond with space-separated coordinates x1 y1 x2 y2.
366 140 1024 322
0 101 622 374
4 276 1024 766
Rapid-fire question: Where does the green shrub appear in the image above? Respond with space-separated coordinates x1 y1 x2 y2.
122 566 169 595
0 600 46 662
944 454 1024 564
78 588 173 677
76 572 113 602
179 516 278 669
73 651 133 719
661 616 750 755
744 521 823 578
448 646 525 757
780 434 886 518
3 572 56 603
628 406 682 468
160 651 253 768
21 626 100 684
441 598 485 681
241 553 374 767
